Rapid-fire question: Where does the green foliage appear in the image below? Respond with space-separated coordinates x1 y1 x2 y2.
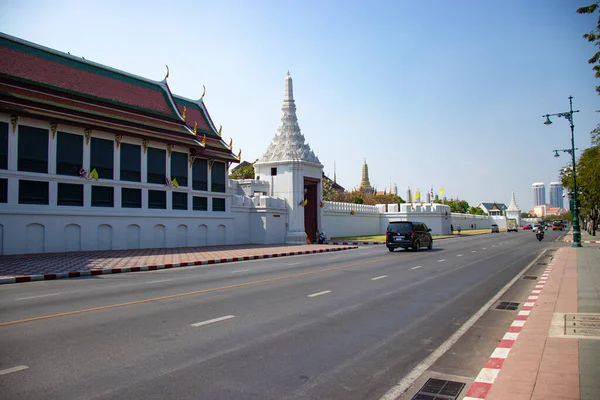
229 161 256 180
577 2 600 94
468 206 485 215
325 189 404 206
437 198 470 213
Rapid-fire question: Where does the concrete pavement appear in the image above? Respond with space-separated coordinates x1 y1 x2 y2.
463 230 600 400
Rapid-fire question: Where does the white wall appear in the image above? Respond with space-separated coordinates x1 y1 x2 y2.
450 213 493 230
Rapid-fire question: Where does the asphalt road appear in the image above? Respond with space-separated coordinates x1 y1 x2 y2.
0 230 565 400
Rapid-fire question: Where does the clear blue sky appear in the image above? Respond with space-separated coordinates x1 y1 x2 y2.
2 0 598 211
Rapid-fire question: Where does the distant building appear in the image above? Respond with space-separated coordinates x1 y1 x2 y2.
532 182 546 206
529 205 567 218
478 202 508 216
549 182 564 208
359 159 373 193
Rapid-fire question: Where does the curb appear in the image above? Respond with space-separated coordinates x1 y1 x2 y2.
0 246 358 285
330 241 385 245
564 240 597 244
463 261 554 399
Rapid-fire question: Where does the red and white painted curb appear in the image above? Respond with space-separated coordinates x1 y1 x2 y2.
564 240 597 244
331 241 384 245
463 263 554 399
0 246 358 285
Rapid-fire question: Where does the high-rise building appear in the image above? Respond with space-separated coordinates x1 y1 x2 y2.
532 182 546 206
549 182 564 208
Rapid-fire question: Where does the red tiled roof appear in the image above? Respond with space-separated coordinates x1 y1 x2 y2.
0 36 178 118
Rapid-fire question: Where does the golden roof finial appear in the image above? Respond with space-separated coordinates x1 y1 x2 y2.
201 134 206 146
237 149 242 159
165 65 169 80
182 106 187 121
228 138 233 149
201 85 206 99
193 121 197 135
217 125 222 136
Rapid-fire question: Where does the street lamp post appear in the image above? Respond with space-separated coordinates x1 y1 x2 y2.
543 96 582 248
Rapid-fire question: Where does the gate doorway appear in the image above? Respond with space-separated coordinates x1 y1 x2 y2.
303 177 320 243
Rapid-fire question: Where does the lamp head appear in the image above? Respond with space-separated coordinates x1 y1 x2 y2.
554 150 560 158
544 116 552 125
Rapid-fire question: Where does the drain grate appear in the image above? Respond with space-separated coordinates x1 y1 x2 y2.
496 301 520 311
412 378 465 400
522 275 538 280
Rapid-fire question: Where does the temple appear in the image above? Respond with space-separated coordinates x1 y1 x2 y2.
0 33 238 254
359 159 373 193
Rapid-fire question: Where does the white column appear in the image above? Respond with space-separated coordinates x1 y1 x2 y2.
7 122 18 204
285 163 307 244
166 150 172 209
114 140 121 208
48 126 56 175
83 132 91 207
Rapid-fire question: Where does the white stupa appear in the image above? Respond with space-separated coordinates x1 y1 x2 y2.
506 191 522 226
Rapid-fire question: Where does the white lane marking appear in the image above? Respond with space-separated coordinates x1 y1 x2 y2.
231 269 250 273
191 315 235 327
371 275 387 281
286 262 301 266
0 365 29 376
146 279 174 284
307 290 332 298
471 251 476 253
411 266 422 270
483 247 487 250
16 293 62 301
437 259 445 262
379 249 551 400
457 254 463 257
328 257 340 260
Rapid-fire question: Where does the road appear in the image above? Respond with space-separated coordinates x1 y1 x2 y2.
0 230 565 400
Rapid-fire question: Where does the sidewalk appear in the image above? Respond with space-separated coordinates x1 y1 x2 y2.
0 243 357 284
464 231 600 400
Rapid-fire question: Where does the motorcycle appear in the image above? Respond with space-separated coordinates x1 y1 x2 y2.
536 230 544 241
313 230 328 244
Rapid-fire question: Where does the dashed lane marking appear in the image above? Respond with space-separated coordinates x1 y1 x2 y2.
230 269 250 273
191 315 235 327
411 266 422 270
307 290 332 298
457 254 463 257
437 259 445 262
16 293 62 301
145 279 174 284
471 251 477 253
371 275 387 281
0 365 29 376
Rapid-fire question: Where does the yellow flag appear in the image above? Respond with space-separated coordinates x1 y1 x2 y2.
171 178 179 188
90 168 99 180
440 187 445 196
415 189 420 201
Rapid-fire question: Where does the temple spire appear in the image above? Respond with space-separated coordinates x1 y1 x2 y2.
360 158 372 192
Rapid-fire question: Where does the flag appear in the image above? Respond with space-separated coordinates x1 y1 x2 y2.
171 178 179 188
90 168 99 180
440 187 444 196
415 189 420 201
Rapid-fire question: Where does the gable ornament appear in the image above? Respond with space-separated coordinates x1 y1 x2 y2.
50 122 58 139
10 115 18 134
84 128 92 145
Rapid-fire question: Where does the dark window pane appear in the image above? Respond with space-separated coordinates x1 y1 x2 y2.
122 188 141 208
91 186 114 207
193 196 207 211
56 132 83 176
18 180 48 204
212 197 226 212
18 125 48 173
57 183 83 206
0 178 7 203
148 190 166 209
147 148 166 184
192 158 207 191
120 143 141 182
90 137 114 179
170 151 188 187
0 122 7 169
271 167 277 176
211 161 226 192
172 192 188 210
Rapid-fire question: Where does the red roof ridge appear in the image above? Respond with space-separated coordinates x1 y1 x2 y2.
173 94 220 136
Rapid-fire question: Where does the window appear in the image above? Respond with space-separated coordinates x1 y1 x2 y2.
171 151 188 187
0 122 7 169
122 188 142 208
192 158 207 191
91 186 114 207
19 180 48 204
90 137 114 179
271 167 277 176
193 196 207 211
212 197 226 212
148 190 166 209
0 178 6 203
172 192 188 210
18 125 48 173
211 161 226 192
56 132 83 176
57 183 83 206
120 143 141 182
147 148 166 184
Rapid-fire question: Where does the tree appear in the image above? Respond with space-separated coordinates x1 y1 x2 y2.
577 2 600 94
468 206 485 215
229 161 255 180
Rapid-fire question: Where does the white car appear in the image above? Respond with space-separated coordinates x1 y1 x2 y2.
533 224 543 233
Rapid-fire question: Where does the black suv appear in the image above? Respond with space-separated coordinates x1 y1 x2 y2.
386 221 433 252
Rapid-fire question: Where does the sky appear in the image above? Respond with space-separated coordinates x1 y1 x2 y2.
1 0 598 211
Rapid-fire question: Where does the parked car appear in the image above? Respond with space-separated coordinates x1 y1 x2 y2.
386 221 433 252
523 224 532 230
491 224 499 233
